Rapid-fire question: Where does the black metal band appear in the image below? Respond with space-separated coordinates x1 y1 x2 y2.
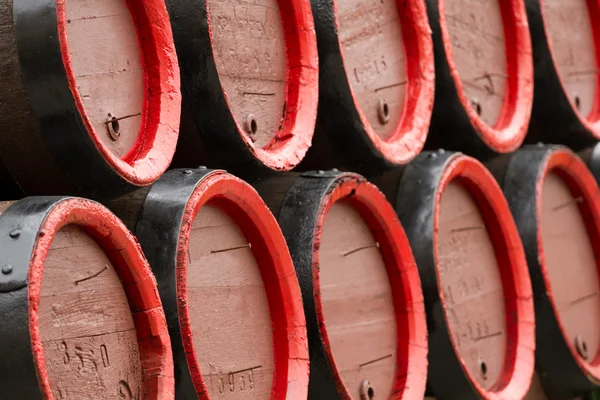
523 0 596 149
586 144 600 185
0 196 69 399
424 0 493 158
275 171 357 399
133 167 217 398
393 151 484 399
299 0 392 172
493 145 595 396
165 0 269 174
12 0 137 198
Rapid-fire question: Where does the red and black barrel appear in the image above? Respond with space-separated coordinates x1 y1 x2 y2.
0 0 181 199
373 152 535 399
424 0 533 157
493 145 600 396
109 168 308 398
166 0 318 173
525 0 600 148
253 171 428 399
0 197 173 399
299 0 435 172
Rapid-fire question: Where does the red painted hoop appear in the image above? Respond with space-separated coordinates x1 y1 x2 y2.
26 198 174 399
535 149 600 380
433 155 535 399
311 176 428 399
215 0 319 170
438 0 533 153
335 0 435 164
173 172 308 398
56 0 182 185
539 0 600 137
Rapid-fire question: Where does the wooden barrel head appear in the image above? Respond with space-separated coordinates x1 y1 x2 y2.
395 152 535 399
0 198 173 399
65 0 144 159
187 204 274 398
39 225 142 399
541 171 600 366
320 201 397 399
541 0 598 120
494 146 600 395
337 0 407 141
208 0 287 148
128 169 309 398
443 0 507 128
0 0 180 198
438 181 507 390
264 172 428 398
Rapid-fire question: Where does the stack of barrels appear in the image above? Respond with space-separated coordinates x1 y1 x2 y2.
0 0 598 399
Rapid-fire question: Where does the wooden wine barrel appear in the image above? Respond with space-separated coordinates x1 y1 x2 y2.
490 145 600 397
167 0 318 173
424 0 533 157
253 171 428 399
299 0 434 172
525 0 600 149
0 0 181 199
109 168 308 398
372 152 535 399
0 197 173 399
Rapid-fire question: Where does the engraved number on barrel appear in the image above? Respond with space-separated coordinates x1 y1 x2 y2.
118 380 133 399
211 367 258 394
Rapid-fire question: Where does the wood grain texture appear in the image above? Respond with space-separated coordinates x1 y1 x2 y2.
541 172 600 363
187 205 275 399
337 0 407 140
320 202 396 399
39 225 142 399
542 0 597 119
208 0 287 148
444 0 507 127
438 181 506 390
65 0 144 158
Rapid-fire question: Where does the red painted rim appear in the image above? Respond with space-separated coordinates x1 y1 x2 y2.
311 175 428 399
213 0 319 171
535 149 600 380
539 0 600 137
433 155 535 399
438 0 533 153
174 171 309 398
334 0 435 165
56 0 182 186
27 198 174 399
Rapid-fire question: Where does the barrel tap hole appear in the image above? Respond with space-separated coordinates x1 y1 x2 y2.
471 99 482 116
479 359 488 379
245 114 258 141
574 94 581 111
576 335 589 360
360 380 375 400
107 113 120 141
378 98 390 125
